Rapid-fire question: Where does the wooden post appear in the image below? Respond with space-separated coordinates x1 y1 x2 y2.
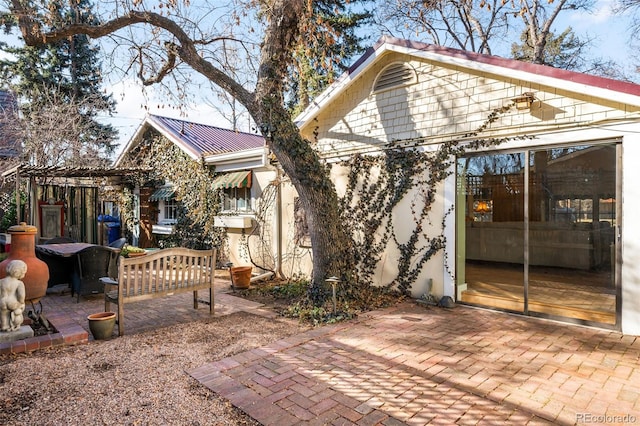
15 168 20 224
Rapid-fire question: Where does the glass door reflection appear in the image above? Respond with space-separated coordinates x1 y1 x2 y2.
458 152 526 313
527 145 616 324
457 143 618 326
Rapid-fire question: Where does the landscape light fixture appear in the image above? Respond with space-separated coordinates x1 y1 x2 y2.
326 277 340 314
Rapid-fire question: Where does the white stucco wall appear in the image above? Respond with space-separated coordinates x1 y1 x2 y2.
222 168 313 279
221 167 275 270
621 129 640 335
328 158 447 298
299 48 640 333
278 179 314 278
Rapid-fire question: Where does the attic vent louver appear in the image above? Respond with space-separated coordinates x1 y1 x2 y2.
373 62 417 93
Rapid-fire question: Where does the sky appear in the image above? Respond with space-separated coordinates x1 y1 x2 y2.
559 0 634 68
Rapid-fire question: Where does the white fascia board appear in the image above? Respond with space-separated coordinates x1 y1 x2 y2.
151 224 175 235
146 115 201 161
214 216 254 229
204 147 268 172
114 118 149 167
0 165 19 178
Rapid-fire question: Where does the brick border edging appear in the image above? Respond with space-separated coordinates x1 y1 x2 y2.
0 311 88 355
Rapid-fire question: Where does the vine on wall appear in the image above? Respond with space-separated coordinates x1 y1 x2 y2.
0 189 25 233
338 105 522 295
245 180 278 271
118 134 226 250
244 177 314 278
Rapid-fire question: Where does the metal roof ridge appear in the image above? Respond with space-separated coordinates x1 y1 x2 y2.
148 114 263 139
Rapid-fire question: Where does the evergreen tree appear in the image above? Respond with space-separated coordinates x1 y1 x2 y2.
0 0 117 167
287 1 373 116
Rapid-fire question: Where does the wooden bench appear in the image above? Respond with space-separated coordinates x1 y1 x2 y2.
99 247 216 336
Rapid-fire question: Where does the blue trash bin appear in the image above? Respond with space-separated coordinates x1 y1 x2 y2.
99 215 121 244
105 222 121 244
98 214 119 223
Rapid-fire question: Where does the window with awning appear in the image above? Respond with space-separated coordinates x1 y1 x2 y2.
149 187 176 201
211 170 252 189
213 171 252 212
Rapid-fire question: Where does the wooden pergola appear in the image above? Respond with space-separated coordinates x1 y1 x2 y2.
1 164 151 243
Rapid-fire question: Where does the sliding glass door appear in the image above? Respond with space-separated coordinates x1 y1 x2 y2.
457 142 618 326
457 153 526 313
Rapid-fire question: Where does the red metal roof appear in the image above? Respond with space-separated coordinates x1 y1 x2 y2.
148 114 265 156
352 36 640 97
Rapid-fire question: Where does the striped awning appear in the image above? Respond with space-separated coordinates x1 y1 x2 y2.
212 171 252 189
149 187 176 201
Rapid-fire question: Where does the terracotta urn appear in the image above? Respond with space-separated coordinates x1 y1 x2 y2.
0 222 50 304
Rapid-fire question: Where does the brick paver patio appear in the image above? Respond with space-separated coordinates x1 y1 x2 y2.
189 302 640 425
33 281 640 425
40 277 277 338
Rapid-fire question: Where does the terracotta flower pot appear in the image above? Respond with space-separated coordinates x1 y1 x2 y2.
230 266 252 289
87 312 116 340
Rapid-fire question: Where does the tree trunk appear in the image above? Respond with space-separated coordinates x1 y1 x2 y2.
251 0 355 296
263 105 354 295
9 0 357 300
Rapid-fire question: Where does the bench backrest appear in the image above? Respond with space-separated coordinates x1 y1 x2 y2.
117 248 216 298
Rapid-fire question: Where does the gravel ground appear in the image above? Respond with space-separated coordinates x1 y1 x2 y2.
0 312 311 426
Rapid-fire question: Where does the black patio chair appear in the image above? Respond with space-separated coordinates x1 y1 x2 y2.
73 245 121 302
36 248 76 288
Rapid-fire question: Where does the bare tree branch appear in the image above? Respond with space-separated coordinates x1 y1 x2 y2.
139 41 178 86
1 86 115 167
9 3 255 107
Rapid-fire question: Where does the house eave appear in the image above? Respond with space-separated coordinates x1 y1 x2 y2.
114 118 148 167
145 115 202 161
114 114 202 167
295 49 382 130
295 36 640 131
203 147 268 172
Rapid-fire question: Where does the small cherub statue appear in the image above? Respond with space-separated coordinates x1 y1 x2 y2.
11 305 25 331
0 259 27 332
